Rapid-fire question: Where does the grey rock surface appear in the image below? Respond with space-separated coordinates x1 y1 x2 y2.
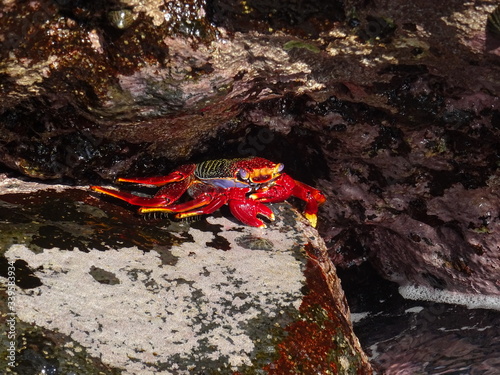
0 177 371 374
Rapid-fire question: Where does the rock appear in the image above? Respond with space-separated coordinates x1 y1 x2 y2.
0 0 344 180
3 0 500 370
318 98 500 306
5 1 498 182
0 176 372 374
368 304 500 374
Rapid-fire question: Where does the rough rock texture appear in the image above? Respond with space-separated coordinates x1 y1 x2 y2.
2 0 500 371
320 112 500 300
0 0 343 180
0 175 371 374
1 1 500 299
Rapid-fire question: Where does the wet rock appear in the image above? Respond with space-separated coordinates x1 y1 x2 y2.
340 263 500 374
0 178 372 374
0 0 344 180
316 96 500 305
2 0 500 370
370 306 500 375
2 1 498 182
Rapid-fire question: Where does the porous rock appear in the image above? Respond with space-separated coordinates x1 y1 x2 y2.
3 0 500 368
0 177 372 374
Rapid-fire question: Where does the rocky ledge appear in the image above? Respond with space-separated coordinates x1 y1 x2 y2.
0 175 371 374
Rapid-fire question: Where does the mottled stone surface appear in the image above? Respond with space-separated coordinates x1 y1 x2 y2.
3 0 500 371
0 176 371 374
3 1 498 180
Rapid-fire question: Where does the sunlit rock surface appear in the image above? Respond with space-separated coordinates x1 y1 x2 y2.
0 177 371 374
2 0 500 372
1 1 500 304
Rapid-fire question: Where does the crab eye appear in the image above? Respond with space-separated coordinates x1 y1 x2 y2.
238 169 250 181
277 163 284 172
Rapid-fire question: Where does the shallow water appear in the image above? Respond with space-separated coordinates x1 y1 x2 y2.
339 263 500 375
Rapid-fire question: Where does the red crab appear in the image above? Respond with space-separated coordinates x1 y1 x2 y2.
91 157 326 228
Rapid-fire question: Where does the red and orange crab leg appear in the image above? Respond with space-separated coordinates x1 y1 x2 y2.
293 180 326 227
90 186 172 207
250 173 326 227
117 164 196 186
138 182 225 215
90 176 193 208
90 165 197 208
140 183 274 228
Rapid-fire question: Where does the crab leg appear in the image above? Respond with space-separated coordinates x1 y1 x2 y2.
141 184 275 228
118 164 196 186
173 195 228 219
90 186 171 207
153 178 194 202
138 182 224 215
138 192 224 215
91 175 193 207
290 180 326 226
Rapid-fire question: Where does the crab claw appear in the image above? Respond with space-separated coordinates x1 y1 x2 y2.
228 199 275 228
250 174 325 227
304 212 318 228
